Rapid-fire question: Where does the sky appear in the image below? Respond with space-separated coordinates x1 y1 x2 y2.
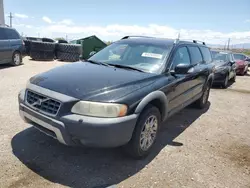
3 0 250 44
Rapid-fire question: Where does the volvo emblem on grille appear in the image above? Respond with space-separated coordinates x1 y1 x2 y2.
32 98 49 106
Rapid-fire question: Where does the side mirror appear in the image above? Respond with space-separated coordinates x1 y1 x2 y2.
172 64 193 74
230 61 235 65
245 58 250 62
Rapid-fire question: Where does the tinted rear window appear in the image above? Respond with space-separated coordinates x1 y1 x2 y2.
188 46 203 64
0 28 7 40
200 47 212 63
5 29 20 39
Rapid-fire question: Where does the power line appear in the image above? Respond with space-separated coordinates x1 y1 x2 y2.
8 12 13 27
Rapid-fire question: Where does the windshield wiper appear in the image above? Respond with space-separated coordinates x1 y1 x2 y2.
85 60 110 67
108 64 144 72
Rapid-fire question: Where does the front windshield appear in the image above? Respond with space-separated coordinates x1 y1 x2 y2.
233 54 245 60
211 51 228 62
88 41 170 73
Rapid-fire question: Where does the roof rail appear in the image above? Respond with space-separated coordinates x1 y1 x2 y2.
121 36 154 40
192 40 206 45
179 39 206 45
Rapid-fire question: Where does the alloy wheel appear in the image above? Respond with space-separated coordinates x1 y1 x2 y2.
140 115 158 151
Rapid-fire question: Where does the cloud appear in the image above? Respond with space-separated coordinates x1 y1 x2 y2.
42 24 250 44
13 24 33 29
245 19 250 23
42 16 53 24
14 13 29 19
13 23 250 44
58 19 74 25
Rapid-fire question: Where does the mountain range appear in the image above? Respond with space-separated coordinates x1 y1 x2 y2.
208 43 250 49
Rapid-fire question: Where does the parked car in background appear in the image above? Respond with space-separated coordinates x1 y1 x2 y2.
19 36 214 158
233 53 248 75
0 26 24 66
246 56 250 67
211 50 236 88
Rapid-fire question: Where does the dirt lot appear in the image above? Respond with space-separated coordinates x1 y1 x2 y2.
0 57 250 188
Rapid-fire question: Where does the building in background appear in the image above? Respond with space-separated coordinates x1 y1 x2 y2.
0 0 4 25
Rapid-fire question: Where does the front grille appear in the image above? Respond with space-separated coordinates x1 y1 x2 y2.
26 90 61 115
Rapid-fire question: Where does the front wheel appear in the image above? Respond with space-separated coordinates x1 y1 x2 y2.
10 51 22 66
193 83 210 109
231 74 236 82
124 105 161 159
221 74 229 88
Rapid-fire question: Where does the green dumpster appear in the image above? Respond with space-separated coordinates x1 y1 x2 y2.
70 35 107 60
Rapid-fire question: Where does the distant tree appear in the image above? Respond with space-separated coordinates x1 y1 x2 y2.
106 41 113 45
54 37 66 41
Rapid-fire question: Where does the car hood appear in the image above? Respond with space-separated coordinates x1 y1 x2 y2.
29 62 157 101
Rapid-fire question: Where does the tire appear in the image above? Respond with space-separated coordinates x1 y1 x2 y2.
57 43 81 54
10 51 22 66
56 51 80 62
57 39 68 44
231 74 236 82
42 38 55 43
31 41 56 52
221 74 229 88
193 83 210 109
30 50 55 61
124 105 161 159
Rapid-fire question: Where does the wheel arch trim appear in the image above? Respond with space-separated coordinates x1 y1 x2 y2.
134 91 168 121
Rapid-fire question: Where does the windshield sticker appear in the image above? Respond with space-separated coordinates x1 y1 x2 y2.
141 52 163 59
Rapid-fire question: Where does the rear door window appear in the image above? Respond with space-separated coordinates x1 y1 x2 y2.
0 28 7 40
200 47 212 63
188 46 203 65
5 29 20 39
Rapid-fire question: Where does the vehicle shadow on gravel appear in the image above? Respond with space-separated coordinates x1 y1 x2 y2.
212 81 234 89
11 102 210 188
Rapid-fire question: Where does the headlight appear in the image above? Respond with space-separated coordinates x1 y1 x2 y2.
26 79 31 87
71 101 128 118
18 89 26 101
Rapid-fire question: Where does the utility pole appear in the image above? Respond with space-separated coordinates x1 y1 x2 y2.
227 38 230 50
8 12 13 27
65 34 68 41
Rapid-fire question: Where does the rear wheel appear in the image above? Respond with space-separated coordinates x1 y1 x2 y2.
193 83 210 109
124 105 161 159
10 51 21 66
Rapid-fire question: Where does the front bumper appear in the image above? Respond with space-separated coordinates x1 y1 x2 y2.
213 72 226 83
18 86 138 148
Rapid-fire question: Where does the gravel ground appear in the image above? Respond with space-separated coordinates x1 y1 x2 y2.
0 57 249 188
